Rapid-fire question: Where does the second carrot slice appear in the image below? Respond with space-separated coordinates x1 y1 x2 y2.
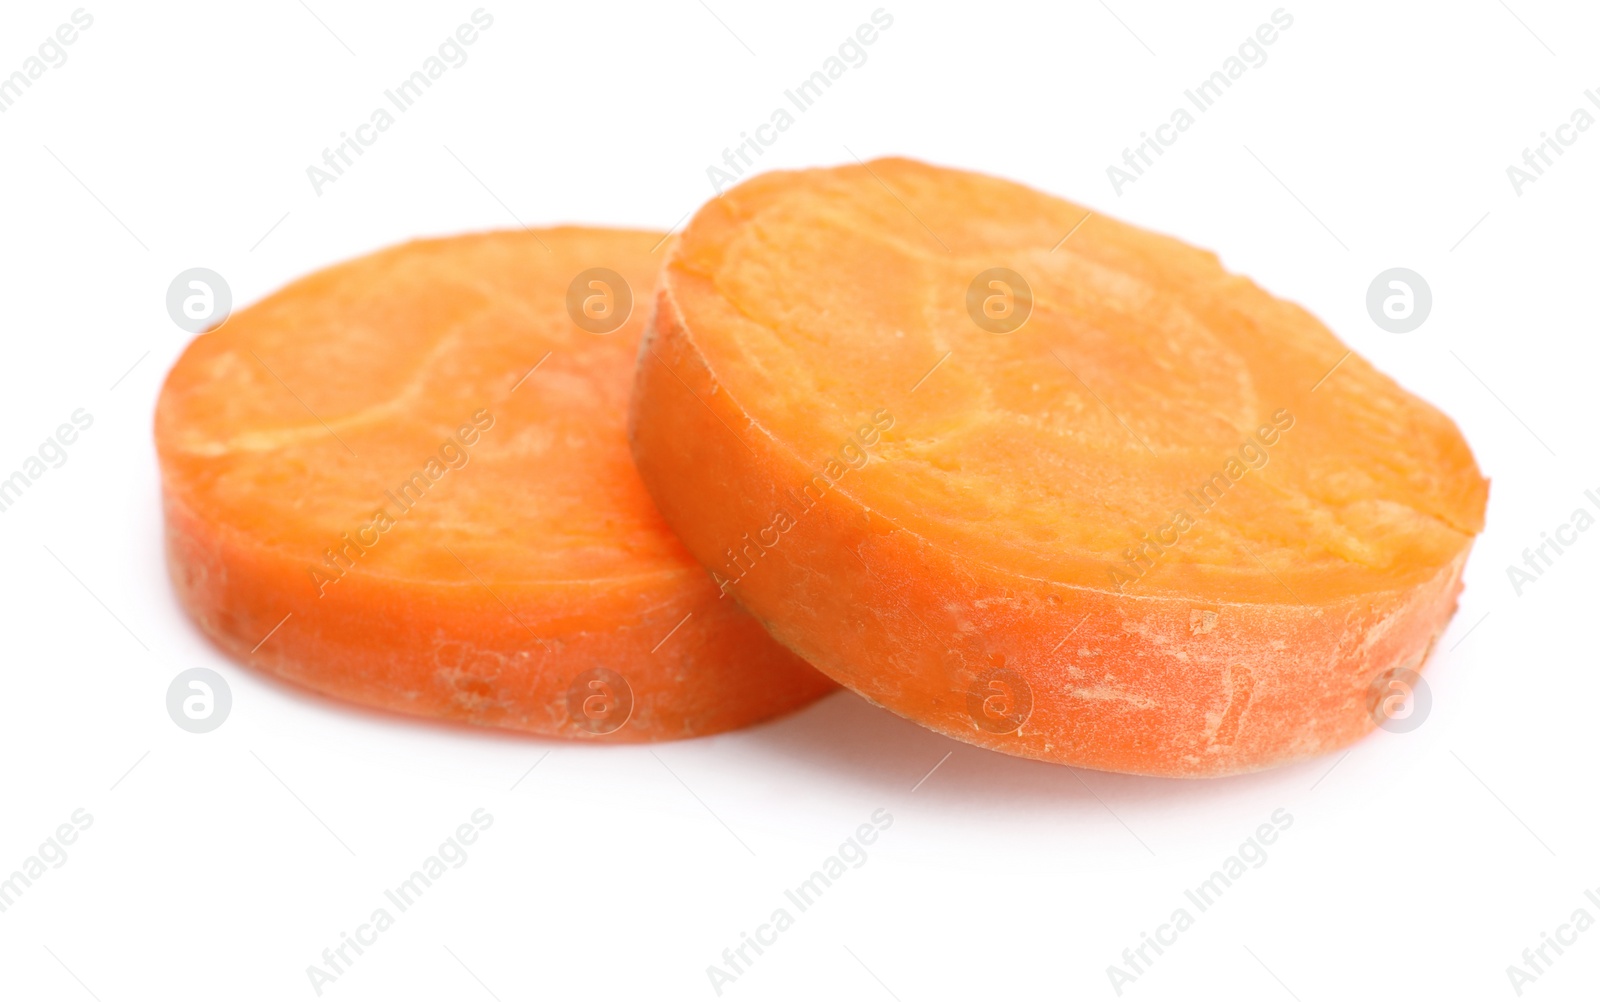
630 159 1488 777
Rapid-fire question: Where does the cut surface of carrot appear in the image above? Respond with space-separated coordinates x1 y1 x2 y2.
629 159 1488 776
156 228 832 740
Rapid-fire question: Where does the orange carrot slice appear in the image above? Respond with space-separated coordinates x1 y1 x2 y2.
156 228 832 740
629 160 1487 776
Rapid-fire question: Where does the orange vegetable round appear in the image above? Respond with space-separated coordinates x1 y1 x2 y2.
156 228 832 740
629 159 1487 776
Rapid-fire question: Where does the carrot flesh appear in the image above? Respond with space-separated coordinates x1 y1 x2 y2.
156 228 833 740
628 160 1488 776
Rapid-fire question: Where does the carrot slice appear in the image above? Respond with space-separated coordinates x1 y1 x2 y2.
156 228 832 740
629 160 1488 776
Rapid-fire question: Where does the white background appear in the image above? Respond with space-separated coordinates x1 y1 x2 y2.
1 1 1596 999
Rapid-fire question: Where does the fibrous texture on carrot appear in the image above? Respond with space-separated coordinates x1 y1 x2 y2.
156 228 832 740
628 159 1488 776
